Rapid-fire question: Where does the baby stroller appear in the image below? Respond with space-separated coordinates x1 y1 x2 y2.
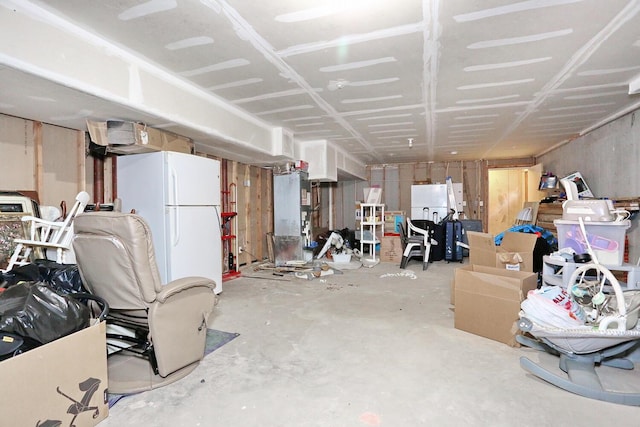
518 261 640 406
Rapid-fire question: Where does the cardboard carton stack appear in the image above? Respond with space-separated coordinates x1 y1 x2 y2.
453 231 539 346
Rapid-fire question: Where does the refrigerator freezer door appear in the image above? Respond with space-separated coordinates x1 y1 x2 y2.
165 206 222 294
411 184 447 220
411 184 447 207
165 152 220 206
410 183 464 220
117 152 166 214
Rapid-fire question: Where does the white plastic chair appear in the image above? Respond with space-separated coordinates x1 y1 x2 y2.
1 191 90 272
401 218 436 270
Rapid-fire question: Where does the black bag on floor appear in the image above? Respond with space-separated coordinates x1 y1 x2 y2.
0 281 90 345
0 332 40 361
1 260 86 294
430 222 446 261
460 219 483 257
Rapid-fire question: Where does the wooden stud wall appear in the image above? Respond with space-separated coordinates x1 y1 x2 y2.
215 160 274 267
244 165 253 263
1 114 87 207
33 121 43 195
3 112 538 266
365 161 484 220
326 159 535 232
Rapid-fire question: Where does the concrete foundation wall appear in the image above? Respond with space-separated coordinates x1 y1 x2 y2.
537 110 640 262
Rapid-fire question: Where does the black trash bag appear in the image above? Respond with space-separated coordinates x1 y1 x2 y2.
0 332 41 361
0 262 41 288
35 259 86 294
1 260 86 294
0 281 90 345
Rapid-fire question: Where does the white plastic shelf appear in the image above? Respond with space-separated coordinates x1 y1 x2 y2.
359 203 384 262
542 255 640 290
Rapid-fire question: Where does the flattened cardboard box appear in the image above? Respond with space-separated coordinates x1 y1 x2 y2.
454 264 537 346
0 321 108 426
87 120 193 155
466 231 538 272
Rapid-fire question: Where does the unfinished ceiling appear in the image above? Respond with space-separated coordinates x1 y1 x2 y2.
2 0 640 170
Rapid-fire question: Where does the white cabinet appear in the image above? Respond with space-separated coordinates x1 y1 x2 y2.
360 203 384 262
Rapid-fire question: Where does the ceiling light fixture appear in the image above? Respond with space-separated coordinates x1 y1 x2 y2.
328 79 349 91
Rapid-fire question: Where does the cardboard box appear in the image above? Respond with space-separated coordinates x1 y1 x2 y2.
384 211 405 235
87 120 193 155
0 321 109 426
450 279 455 305
380 234 403 262
466 231 538 272
454 265 537 346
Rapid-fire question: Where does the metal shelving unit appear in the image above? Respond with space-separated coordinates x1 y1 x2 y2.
221 182 240 281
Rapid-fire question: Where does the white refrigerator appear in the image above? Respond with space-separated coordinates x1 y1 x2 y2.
411 183 463 221
117 151 223 294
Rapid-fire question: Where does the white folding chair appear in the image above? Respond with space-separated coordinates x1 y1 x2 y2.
2 191 90 272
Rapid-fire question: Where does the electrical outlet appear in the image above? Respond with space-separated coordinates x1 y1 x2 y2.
238 246 243 254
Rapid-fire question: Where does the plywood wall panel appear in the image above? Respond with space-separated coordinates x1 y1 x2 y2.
0 114 87 207
263 167 273 257
413 163 428 183
253 166 263 260
0 114 36 191
40 124 84 206
398 164 414 216
326 161 487 228
236 162 247 265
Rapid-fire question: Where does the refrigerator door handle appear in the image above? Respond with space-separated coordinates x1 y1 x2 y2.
170 166 179 205
171 208 180 246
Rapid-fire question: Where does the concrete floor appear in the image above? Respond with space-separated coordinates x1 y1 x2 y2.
100 259 640 427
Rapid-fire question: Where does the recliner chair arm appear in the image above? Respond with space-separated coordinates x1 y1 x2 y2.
149 277 217 377
156 277 216 304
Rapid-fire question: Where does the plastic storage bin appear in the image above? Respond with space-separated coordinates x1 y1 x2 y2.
554 219 630 265
332 253 352 263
